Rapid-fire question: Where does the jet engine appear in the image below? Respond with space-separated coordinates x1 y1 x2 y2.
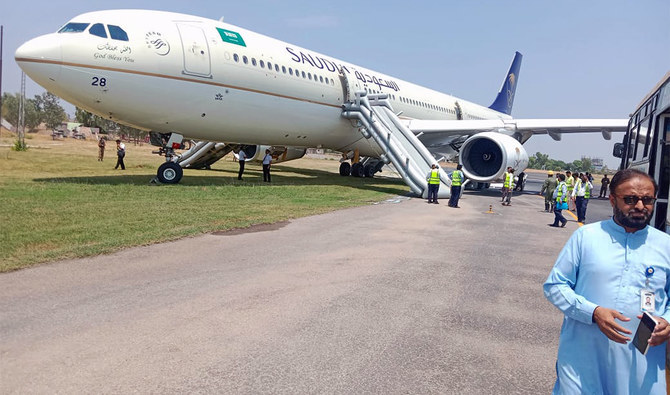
240 145 307 164
459 132 529 182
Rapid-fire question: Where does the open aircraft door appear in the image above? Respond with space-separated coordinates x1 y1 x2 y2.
176 23 212 78
338 69 362 104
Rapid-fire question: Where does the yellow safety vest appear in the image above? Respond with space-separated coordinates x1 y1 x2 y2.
428 169 440 185
566 177 575 191
451 170 462 186
556 181 568 203
503 172 514 188
575 179 592 199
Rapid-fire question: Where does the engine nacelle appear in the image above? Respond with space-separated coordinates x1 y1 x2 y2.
240 145 307 164
459 132 529 182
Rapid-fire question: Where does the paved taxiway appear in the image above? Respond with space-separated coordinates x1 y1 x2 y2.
0 176 615 393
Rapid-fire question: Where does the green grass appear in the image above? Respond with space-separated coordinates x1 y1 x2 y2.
0 134 407 271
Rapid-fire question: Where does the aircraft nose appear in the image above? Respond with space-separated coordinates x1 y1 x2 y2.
15 34 62 82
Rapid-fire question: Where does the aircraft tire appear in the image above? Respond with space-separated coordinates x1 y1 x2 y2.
364 164 376 178
339 162 351 176
351 163 364 178
157 162 183 184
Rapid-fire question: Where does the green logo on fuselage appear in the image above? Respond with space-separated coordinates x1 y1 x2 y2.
217 28 246 47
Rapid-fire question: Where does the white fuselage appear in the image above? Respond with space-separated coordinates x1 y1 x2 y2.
16 10 510 157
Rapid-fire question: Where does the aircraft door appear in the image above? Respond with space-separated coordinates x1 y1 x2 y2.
176 23 212 78
338 69 360 103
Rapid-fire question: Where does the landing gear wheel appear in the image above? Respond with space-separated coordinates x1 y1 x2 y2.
157 162 183 184
351 163 364 178
339 162 351 176
364 164 376 178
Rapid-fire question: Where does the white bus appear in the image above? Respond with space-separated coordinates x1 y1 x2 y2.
614 72 670 233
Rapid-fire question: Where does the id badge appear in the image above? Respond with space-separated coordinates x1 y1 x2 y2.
641 289 655 313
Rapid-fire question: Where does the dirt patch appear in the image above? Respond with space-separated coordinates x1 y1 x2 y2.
212 221 290 236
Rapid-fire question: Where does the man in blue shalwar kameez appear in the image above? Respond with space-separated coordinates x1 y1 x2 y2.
544 169 670 394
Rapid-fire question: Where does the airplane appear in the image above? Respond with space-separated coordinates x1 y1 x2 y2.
15 9 628 196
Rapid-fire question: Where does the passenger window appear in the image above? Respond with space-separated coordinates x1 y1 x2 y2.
319 76 324 83
243 56 248 64
58 22 90 33
289 68 293 75
252 58 257 66
301 71 306 78
259 60 265 68
89 23 107 38
308 73 312 80
267 62 272 70
282 66 286 73
233 54 239 62
108 25 129 41
275 64 280 72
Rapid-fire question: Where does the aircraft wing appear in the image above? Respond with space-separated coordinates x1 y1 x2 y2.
403 118 629 142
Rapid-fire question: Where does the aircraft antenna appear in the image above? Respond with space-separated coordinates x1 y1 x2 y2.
219 16 224 22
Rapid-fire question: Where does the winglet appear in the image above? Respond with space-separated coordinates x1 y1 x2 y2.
488 51 523 115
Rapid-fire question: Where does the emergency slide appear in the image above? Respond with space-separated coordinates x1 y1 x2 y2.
342 92 451 198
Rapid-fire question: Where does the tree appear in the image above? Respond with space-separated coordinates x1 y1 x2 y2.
34 92 67 130
75 107 118 134
1 93 41 132
75 107 147 141
580 157 593 173
1 93 19 126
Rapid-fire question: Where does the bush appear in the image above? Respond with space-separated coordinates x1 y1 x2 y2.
12 140 28 151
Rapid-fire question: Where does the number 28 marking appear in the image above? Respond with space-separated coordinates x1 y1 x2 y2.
92 77 107 86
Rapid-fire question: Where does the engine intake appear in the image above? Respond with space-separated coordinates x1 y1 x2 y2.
459 132 529 182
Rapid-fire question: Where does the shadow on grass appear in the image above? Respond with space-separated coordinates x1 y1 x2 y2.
33 165 409 196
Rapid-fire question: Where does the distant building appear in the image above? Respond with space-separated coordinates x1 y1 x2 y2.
583 156 604 171
1 117 13 131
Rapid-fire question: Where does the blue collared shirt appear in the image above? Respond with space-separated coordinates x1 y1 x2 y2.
544 218 670 394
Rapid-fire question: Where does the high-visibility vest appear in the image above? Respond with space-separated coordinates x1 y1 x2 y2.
503 172 514 188
566 177 575 191
556 181 568 203
451 170 463 186
428 169 440 185
574 180 592 199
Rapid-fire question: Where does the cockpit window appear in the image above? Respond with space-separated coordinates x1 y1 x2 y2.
58 22 90 33
108 25 129 41
89 23 107 38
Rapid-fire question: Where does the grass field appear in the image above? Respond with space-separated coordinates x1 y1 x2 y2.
0 132 408 272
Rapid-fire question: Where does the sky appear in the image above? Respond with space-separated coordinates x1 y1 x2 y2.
1 0 669 168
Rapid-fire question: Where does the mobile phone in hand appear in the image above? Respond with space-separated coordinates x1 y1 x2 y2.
633 312 658 355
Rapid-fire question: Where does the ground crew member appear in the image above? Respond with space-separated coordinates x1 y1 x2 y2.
97 137 106 161
550 173 568 227
599 174 610 198
114 139 125 170
565 171 575 211
448 164 463 208
426 163 440 204
502 168 515 206
237 148 247 180
262 149 272 182
572 173 593 223
540 170 557 212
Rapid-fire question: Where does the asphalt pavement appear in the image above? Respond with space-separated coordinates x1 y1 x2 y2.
0 177 615 394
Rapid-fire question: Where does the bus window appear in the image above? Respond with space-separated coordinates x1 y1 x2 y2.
643 116 655 158
635 116 650 160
